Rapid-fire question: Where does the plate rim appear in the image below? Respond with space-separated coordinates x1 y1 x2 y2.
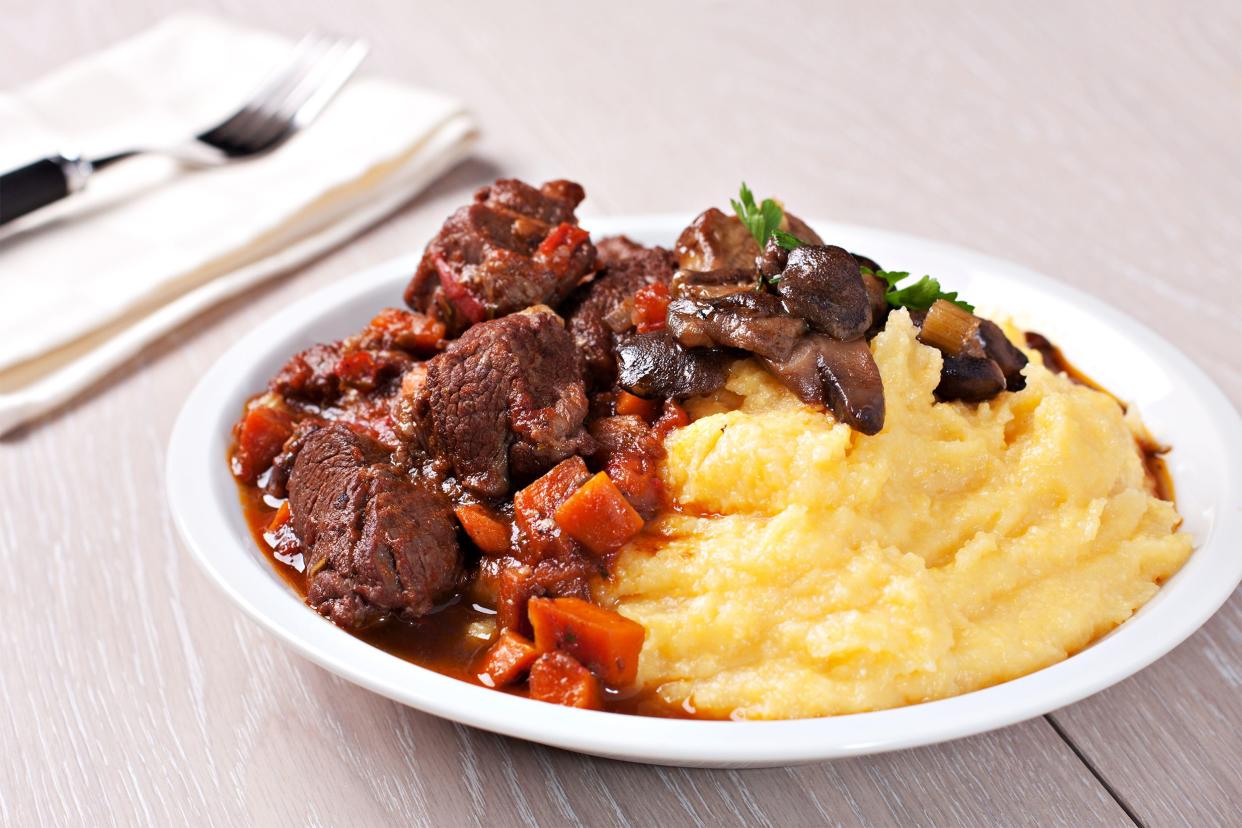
167 213 1242 766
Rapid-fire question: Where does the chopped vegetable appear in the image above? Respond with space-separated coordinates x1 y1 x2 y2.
334 350 380 390
496 563 535 636
631 282 671 333
528 651 601 709
476 629 539 688
266 500 291 534
554 472 645 556
454 503 512 555
513 456 592 561
536 222 592 276
866 267 974 313
364 307 445 353
231 406 294 484
918 299 982 356
615 390 659 420
771 228 805 251
655 399 690 437
730 182 811 250
528 596 646 686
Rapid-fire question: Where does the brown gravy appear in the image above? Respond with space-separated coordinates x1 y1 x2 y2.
1025 331 1174 502
237 483 699 718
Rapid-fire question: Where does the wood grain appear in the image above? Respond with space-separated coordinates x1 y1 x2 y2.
2 1 1239 825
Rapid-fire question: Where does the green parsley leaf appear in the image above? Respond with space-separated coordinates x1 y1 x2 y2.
771 229 808 250
732 181 790 249
863 267 975 313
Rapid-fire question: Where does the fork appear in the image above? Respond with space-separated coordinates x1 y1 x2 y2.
0 34 368 226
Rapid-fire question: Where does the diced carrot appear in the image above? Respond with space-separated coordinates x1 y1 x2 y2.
496 562 535 636
554 472 644 556
366 307 445 354
476 629 539 689
513 456 591 562
231 406 294 484
537 222 590 257
266 501 291 533
654 399 689 437
631 282 670 333
334 350 380 390
528 651 601 709
454 503 512 555
528 596 646 686
536 223 592 278
432 252 488 325
615 391 659 421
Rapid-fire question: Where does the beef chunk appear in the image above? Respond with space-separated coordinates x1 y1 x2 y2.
288 424 461 628
562 236 676 388
270 342 344 404
404 179 596 334
409 306 594 498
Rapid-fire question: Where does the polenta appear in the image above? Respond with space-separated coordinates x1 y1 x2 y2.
596 311 1192 719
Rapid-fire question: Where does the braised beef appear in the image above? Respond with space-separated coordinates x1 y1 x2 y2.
409 306 594 498
288 424 461 628
264 418 321 499
270 309 441 405
270 342 345 403
404 179 596 334
774 245 873 341
563 236 676 388
615 330 730 400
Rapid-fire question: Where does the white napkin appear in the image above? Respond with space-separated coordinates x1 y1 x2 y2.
0 13 477 435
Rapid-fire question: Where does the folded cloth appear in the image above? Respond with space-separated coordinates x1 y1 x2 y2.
0 13 477 435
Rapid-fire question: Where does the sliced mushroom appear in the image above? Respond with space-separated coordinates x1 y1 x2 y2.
670 267 756 301
675 208 824 271
667 292 808 361
861 272 890 337
916 300 1029 397
978 319 1028 391
936 354 1007 401
758 237 788 280
775 245 873 341
761 335 885 435
616 330 731 399
850 252 883 273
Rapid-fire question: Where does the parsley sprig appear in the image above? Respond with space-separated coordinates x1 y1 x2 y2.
730 182 973 312
731 182 810 251
863 267 974 313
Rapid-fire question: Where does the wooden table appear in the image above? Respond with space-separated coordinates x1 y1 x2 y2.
4 2 1239 825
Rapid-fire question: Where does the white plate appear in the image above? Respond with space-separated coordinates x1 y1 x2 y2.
167 215 1242 767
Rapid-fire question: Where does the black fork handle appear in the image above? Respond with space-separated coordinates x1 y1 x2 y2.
0 153 93 225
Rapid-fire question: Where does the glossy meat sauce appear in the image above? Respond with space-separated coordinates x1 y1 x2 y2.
236 480 698 718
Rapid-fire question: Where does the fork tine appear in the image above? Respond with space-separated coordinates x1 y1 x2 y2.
198 34 328 153
240 37 368 153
